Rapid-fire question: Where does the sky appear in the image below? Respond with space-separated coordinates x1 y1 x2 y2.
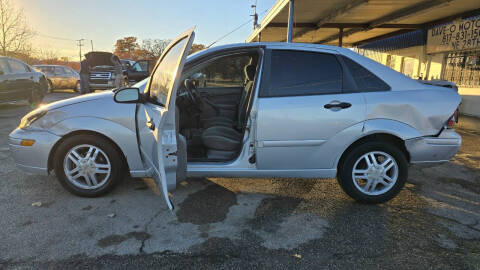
15 0 277 60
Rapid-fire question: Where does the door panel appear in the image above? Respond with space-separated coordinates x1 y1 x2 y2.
136 103 174 209
256 93 365 170
7 59 32 99
135 28 194 210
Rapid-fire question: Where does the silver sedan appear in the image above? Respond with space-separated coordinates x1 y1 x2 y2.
9 29 461 209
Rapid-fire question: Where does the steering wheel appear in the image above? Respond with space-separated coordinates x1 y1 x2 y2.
184 79 204 109
183 79 197 104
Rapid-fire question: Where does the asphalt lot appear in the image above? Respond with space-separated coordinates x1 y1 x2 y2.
0 90 479 269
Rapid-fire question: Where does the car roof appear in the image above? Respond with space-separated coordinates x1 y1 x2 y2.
188 42 344 60
188 42 432 91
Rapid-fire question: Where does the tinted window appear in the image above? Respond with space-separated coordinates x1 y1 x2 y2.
8 60 27 74
342 56 390 92
64 67 74 75
0 59 10 74
54 67 65 74
132 62 145 72
149 37 187 105
36 66 54 74
266 50 342 97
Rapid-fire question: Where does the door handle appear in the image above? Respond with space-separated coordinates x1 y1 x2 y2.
324 102 351 109
146 119 155 130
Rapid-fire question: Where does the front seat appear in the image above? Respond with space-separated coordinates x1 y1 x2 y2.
201 63 257 160
201 61 257 129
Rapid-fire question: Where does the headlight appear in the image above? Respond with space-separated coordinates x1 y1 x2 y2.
19 109 47 129
111 73 116 79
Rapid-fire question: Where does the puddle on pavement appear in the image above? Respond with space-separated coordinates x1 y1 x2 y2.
97 231 151 248
176 184 237 225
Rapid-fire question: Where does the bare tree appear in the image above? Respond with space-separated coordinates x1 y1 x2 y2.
140 39 170 59
0 0 33 56
36 48 58 64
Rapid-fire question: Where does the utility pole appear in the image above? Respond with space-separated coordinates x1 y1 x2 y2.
76 39 85 62
90 40 94 52
251 0 258 30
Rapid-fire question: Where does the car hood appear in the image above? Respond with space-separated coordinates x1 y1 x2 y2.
43 91 114 111
85 51 116 67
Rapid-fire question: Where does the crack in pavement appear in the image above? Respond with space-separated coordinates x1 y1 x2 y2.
139 209 164 254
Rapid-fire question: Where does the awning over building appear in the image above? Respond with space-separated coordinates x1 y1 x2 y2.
246 0 480 47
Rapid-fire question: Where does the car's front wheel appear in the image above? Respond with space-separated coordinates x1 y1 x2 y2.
53 134 124 197
337 141 408 204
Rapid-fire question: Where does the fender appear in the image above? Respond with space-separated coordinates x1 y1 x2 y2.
330 119 423 169
48 116 145 174
362 119 423 140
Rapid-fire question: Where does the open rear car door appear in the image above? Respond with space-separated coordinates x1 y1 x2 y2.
135 29 194 210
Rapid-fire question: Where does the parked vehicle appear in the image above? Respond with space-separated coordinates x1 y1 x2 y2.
86 52 150 90
33 65 81 93
0 56 47 105
9 29 462 209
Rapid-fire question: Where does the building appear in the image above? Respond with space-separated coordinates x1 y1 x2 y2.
247 0 480 117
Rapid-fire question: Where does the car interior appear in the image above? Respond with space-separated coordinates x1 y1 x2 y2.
176 50 260 162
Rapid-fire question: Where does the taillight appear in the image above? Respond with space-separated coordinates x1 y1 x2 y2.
447 107 459 128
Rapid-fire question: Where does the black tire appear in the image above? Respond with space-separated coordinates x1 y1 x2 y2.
53 134 124 197
337 141 408 204
74 81 80 92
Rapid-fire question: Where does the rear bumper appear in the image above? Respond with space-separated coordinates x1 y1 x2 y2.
9 128 62 175
405 128 461 166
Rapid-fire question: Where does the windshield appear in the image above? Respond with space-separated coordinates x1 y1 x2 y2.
148 37 188 105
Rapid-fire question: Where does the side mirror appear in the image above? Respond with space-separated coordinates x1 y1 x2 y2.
114 87 141 103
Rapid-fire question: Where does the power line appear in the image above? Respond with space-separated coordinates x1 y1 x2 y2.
35 32 76 41
207 8 268 48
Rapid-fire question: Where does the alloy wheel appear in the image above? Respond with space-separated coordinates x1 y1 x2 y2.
63 144 112 189
351 151 399 196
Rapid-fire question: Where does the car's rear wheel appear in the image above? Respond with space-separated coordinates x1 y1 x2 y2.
337 141 408 204
74 81 80 92
53 134 124 197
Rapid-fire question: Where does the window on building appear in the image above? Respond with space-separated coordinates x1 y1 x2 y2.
265 50 343 97
342 56 391 92
443 51 480 87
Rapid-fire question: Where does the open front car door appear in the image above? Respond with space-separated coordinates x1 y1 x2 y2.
135 29 194 210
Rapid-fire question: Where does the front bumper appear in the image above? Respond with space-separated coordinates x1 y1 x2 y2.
9 128 62 175
405 128 461 166
89 80 115 90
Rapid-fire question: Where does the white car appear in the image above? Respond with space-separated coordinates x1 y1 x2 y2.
9 29 461 209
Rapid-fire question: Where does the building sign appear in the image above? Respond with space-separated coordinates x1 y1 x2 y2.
427 18 480 54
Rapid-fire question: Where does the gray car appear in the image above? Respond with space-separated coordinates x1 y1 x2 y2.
9 29 461 209
33 65 80 93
